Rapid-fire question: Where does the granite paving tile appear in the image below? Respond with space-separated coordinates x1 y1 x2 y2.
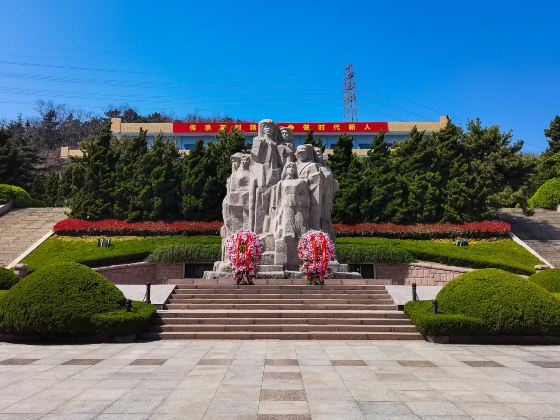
260 389 307 401
463 360 505 367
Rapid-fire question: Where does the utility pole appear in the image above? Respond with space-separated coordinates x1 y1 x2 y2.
343 63 358 122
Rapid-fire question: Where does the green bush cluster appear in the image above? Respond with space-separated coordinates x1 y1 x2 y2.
146 243 220 264
0 268 19 290
528 178 560 209
0 263 154 338
404 300 486 336
0 184 30 205
336 237 540 275
336 243 414 264
437 269 560 336
91 301 155 336
530 269 560 293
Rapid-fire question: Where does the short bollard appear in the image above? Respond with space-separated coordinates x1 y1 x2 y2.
145 282 151 304
125 299 132 312
412 283 418 301
432 299 438 315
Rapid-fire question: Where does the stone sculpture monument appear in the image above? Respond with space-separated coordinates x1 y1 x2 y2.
204 119 360 279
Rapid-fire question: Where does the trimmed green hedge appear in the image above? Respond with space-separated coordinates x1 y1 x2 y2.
437 269 560 335
91 301 155 336
0 268 19 290
0 263 125 336
22 236 221 272
0 184 30 205
146 243 220 264
530 269 560 293
528 178 560 209
336 237 540 275
404 300 486 336
336 243 414 264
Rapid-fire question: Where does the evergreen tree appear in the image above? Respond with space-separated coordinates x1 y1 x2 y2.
0 127 41 190
535 116 560 186
67 124 116 220
304 130 325 152
112 130 149 220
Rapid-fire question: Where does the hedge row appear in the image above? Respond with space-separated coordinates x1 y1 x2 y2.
53 218 511 239
403 300 486 336
146 243 220 264
336 243 414 264
91 301 155 336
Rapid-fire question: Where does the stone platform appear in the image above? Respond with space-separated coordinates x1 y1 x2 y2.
203 262 362 279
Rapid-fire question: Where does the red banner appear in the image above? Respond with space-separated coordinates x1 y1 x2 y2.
172 121 388 134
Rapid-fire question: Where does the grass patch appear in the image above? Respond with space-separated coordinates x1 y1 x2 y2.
336 237 541 275
23 235 540 275
22 235 221 272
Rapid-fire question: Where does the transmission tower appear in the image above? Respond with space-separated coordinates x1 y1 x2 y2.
343 63 358 121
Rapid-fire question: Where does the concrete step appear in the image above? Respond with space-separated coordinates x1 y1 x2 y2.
158 310 409 319
169 279 388 286
169 292 391 299
155 317 413 325
172 284 388 290
166 298 395 305
163 303 398 310
149 324 419 333
138 331 424 340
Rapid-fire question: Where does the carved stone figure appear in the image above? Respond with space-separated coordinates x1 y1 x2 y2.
206 118 360 279
221 153 251 259
295 144 323 230
272 162 310 267
277 127 296 168
314 147 339 238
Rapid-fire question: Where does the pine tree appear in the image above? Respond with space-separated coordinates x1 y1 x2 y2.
68 124 115 220
304 130 325 152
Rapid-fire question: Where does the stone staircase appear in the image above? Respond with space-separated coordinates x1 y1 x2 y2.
139 279 422 340
498 209 560 267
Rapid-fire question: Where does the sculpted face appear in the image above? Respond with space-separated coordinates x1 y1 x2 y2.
284 162 297 179
258 119 277 142
240 154 249 170
232 161 239 172
296 145 312 162
314 147 324 164
280 128 293 144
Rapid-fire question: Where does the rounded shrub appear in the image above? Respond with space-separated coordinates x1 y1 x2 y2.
437 268 560 335
528 178 560 209
0 184 30 205
0 262 126 336
530 269 560 293
0 268 19 290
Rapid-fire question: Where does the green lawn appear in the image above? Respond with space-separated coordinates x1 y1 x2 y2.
22 236 220 272
23 235 541 275
336 237 541 275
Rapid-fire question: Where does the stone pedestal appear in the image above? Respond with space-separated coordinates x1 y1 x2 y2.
203 118 361 280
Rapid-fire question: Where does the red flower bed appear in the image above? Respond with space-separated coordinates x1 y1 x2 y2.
53 219 222 236
54 218 510 239
332 220 510 239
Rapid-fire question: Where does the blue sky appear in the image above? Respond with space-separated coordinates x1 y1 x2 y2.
0 0 559 152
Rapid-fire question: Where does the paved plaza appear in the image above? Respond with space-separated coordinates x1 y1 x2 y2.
0 341 558 419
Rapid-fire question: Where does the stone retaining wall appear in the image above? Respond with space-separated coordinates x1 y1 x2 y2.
375 261 472 285
95 262 183 284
